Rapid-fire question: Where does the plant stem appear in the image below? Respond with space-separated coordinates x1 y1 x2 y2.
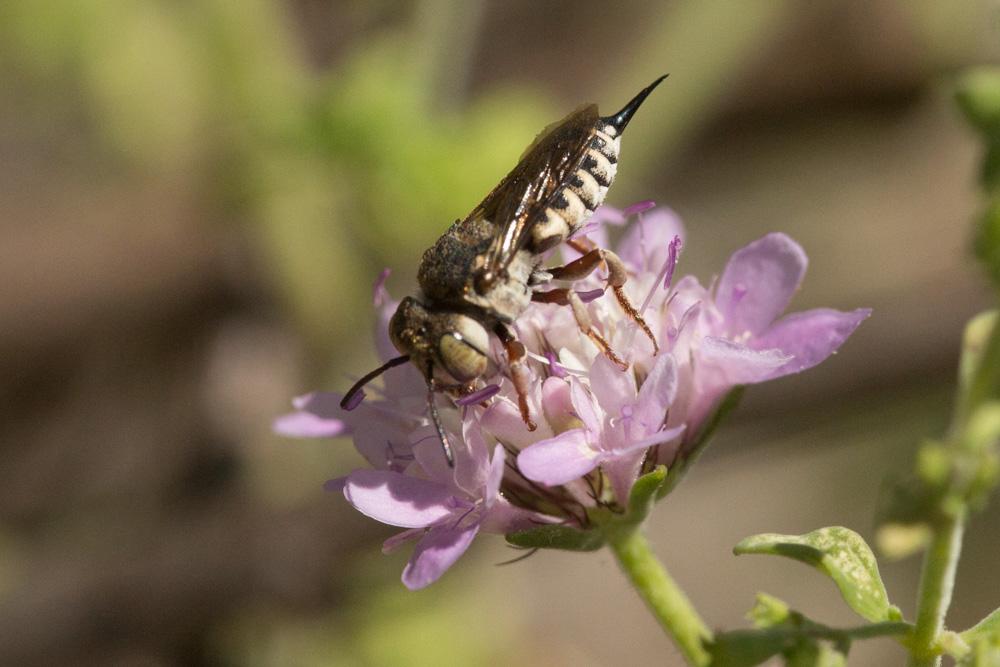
908 510 967 667
607 527 712 666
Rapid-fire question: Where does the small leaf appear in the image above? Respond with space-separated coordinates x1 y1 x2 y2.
962 607 1000 645
734 527 895 623
622 466 667 527
749 593 792 628
505 524 604 551
958 636 1000 667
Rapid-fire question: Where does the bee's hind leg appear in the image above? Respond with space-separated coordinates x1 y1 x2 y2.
493 323 537 431
547 246 659 355
531 288 628 371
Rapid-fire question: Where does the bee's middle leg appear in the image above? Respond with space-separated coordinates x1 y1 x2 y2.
493 323 537 431
546 247 659 355
531 287 628 370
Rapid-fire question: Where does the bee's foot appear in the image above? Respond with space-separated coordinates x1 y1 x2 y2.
612 285 659 355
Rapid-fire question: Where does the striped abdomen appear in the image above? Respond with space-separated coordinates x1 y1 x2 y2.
531 122 620 251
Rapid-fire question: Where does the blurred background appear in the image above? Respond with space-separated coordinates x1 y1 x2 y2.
2 1 999 665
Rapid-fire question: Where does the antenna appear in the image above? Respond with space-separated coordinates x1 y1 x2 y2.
340 354 410 410
426 363 455 467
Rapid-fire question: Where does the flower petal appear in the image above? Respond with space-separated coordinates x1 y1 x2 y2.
541 376 577 432
484 446 506 508
617 207 686 274
481 397 544 450
272 410 348 438
342 469 456 528
517 429 599 486
454 416 490 496
715 233 808 336
752 307 871 379
569 377 602 434
589 355 636 418
479 497 553 534
382 527 423 553
402 523 479 590
699 336 793 385
633 353 678 432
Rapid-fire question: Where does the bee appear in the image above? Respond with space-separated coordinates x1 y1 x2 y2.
342 75 668 465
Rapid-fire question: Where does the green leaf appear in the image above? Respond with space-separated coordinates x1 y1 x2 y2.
734 527 897 623
958 637 1000 667
622 466 667 527
956 67 1000 138
748 593 792 628
504 524 604 552
659 386 744 499
962 607 1000 645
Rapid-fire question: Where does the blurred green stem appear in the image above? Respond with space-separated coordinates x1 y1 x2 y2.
957 314 1000 429
607 527 711 666
908 510 966 667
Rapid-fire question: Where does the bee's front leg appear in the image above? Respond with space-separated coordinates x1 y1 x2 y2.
531 287 628 371
547 246 659 355
493 323 537 431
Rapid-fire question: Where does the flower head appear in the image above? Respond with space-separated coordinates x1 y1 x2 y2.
275 202 870 587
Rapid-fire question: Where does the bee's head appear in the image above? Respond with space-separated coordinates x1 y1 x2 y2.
389 297 490 384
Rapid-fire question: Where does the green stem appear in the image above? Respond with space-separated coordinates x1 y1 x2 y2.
908 510 967 667
607 527 712 666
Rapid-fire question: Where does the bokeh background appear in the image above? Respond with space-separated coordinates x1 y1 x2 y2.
2 1 1000 665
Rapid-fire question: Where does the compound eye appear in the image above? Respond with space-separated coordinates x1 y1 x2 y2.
439 332 487 382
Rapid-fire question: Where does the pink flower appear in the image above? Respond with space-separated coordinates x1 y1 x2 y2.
650 233 871 462
517 353 685 503
339 418 541 589
274 203 870 587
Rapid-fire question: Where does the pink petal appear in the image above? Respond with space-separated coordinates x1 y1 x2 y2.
479 497 553 533
455 417 490 497
715 233 808 337
272 411 348 438
569 378 602 434
611 424 687 454
617 207 686 273
589 204 626 225
589 355 636 418
382 527 423 553
517 429 599 486
481 398 541 450
622 200 657 216
541 376 575 431
402 523 479 590
484 446 506 508
752 307 871 379
633 353 678 430
699 336 793 385
343 470 456 528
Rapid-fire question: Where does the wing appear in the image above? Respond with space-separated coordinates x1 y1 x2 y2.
469 104 599 285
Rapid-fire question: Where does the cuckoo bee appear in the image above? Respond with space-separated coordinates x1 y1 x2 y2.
342 75 668 465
